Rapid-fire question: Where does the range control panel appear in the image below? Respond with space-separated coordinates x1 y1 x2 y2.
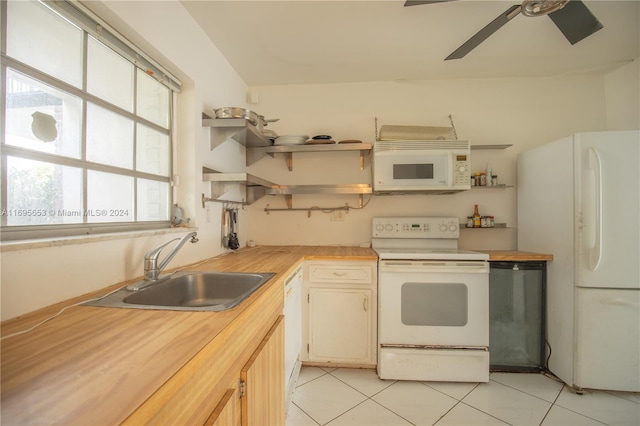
372 217 459 239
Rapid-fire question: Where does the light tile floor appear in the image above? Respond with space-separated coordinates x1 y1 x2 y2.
287 367 640 426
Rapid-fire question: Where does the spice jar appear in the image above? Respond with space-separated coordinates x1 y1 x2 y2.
479 172 487 186
466 216 475 228
491 175 498 187
481 216 490 228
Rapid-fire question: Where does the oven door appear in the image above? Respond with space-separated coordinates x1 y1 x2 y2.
378 260 489 347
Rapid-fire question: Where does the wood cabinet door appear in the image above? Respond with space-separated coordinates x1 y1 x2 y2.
308 288 372 363
240 315 284 426
204 388 240 426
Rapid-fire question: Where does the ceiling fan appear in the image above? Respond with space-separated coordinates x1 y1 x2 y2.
405 0 604 60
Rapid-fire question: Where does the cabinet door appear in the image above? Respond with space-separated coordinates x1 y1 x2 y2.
204 388 239 426
240 316 285 426
308 288 372 363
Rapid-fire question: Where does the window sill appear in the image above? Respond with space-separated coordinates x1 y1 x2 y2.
0 226 198 253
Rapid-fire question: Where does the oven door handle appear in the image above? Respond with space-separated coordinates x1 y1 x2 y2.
379 260 488 273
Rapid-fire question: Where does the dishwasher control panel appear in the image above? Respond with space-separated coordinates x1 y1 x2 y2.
372 217 459 239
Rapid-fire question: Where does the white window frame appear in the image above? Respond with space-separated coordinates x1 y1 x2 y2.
0 0 182 241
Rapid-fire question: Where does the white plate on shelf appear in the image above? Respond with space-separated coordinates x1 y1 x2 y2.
274 135 309 145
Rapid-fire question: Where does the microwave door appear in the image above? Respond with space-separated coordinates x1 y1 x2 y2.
376 151 450 190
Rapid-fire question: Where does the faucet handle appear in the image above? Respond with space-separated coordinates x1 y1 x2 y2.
144 238 179 261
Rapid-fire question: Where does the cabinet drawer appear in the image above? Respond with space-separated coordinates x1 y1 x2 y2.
306 263 374 284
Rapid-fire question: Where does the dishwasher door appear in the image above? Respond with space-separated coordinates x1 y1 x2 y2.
283 265 302 407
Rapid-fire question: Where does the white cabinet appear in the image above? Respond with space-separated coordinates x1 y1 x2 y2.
307 288 372 362
302 261 377 366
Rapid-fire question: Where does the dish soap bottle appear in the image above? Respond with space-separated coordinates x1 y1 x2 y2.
473 204 481 228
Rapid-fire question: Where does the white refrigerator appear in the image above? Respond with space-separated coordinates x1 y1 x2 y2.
517 131 639 392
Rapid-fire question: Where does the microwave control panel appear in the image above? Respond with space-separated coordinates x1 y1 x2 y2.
453 154 470 186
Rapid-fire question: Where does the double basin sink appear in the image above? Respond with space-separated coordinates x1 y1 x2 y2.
84 271 275 312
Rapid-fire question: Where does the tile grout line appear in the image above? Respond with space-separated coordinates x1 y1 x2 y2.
326 369 418 426
458 400 515 426
325 368 500 426
289 367 332 425
420 379 480 401
328 367 397 399
289 401 322 426
477 377 558 425
547 386 611 426
488 376 563 405
367 396 418 426
428 380 515 426
538 383 565 426
325 368 421 424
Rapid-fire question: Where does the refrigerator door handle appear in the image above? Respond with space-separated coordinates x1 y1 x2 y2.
584 147 603 271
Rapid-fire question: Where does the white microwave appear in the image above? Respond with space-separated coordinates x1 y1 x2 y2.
373 140 471 194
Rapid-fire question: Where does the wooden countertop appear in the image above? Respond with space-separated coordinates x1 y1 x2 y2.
0 245 376 425
481 250 553 261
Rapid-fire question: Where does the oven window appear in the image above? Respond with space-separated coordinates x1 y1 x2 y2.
393 164 434 180
401 282 468 326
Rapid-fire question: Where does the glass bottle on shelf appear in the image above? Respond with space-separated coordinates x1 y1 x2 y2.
473 204 481 228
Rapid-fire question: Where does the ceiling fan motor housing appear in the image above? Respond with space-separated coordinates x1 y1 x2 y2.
521 0 569 17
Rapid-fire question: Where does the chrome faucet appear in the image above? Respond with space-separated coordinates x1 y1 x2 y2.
127 232 199 291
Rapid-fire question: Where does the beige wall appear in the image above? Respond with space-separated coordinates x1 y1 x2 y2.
244 75 610 249
604 59 640 130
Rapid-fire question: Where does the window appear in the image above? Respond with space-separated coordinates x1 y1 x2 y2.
1 0 181 240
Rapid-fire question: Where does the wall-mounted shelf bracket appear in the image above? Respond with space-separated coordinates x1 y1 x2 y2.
202 167 274 205
202 113 271 166
264 143 372 171
201 193 247 208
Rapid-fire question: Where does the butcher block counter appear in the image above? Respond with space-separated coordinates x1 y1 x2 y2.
1 245 376 425
481 250 553 261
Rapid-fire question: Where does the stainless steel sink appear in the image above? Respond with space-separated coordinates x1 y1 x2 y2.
83 271 275 312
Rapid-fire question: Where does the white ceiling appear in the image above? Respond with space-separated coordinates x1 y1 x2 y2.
181 0 639 86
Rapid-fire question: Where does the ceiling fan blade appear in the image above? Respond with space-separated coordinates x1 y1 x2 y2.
404 0 456 6
548 0 603 45
445 4 521 60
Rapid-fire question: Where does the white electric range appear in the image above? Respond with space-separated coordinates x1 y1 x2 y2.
372 217 490 382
